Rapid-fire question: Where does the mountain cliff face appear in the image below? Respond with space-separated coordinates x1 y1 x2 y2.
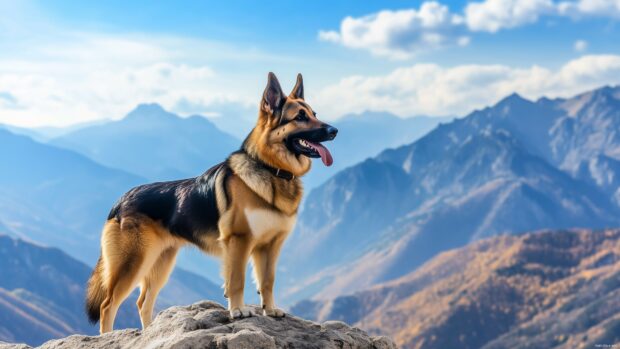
0 235 224 346
292 229 620 349
550 87 620 205
282 86 620 301
51 104 239 181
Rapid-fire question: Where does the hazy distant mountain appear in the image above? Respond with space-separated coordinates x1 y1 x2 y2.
0 128 226 300
0 120 109 142
304 112 452 188
0 128 145 263
0 124 46 141
281 86 620 302
334 112 451 153
189 101 257 140
51 104 239 181
0 234 224 346
291 229 620 349
4 105 448 191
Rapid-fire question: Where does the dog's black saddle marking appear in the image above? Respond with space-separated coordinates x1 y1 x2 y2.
107 163 230 246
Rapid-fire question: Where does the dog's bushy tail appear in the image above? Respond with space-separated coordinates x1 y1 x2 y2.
85 256 106 324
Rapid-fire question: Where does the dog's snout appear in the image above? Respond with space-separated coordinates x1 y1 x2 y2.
324 125 338 140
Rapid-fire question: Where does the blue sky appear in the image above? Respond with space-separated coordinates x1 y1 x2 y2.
1 0 620 126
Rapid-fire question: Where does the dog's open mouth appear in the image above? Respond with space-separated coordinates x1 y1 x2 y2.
293 138 333 166
287 128 336 167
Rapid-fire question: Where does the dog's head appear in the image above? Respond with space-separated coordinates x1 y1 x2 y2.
245 72 338 177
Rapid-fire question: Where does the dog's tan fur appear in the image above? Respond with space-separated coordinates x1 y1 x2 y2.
87 73 335 333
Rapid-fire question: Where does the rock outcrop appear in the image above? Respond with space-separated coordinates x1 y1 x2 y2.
0 301 396 349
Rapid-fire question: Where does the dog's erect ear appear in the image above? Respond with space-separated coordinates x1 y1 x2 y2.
289 73 304 100
262 72 286 114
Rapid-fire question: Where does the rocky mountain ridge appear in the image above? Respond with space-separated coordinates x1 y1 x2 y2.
282 85 620 302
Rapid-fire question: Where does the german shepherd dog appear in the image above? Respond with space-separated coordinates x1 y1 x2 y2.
85 73 337 333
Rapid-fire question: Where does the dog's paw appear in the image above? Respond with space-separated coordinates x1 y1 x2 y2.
263 307 286 318
230 307 255 319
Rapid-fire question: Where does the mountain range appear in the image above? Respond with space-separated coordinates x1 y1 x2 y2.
0 120 109 142
0 128 144 263
48 104 449 189
2 85 620 346
50 103 239 182
0 104 447 272
0 234 224 346
281 85 620 302
291 228 620 349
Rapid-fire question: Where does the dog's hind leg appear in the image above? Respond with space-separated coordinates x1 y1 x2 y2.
138 247 178 329
99 218 162 334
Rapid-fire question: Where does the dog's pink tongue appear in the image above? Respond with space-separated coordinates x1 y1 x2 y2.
308 141 333 166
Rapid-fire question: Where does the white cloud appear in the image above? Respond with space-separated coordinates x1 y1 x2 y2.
320 0 620 56
558 0 620 17
0 29 280 127
318 1 468 59
465 0 555 32
0 60 228 127
0 1 297 127
318 30 341 43
313 55 620 119
457 36 472 46
574 39 588 51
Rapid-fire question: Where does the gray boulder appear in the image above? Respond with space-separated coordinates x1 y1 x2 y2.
0 301 396 349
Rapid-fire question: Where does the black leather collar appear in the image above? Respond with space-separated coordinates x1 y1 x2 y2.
239 149 296 181
263 164 295 180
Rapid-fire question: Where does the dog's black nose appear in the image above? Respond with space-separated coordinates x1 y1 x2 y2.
325 125 338 140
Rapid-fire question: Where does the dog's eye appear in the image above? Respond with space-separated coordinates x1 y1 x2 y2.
295 111 309 122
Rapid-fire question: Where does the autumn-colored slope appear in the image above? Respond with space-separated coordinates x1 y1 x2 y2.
295 229 620 349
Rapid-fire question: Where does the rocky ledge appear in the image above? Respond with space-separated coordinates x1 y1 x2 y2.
0 301 396 349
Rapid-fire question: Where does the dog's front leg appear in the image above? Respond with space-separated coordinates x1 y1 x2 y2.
252 235 286 317
222 234 254 319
